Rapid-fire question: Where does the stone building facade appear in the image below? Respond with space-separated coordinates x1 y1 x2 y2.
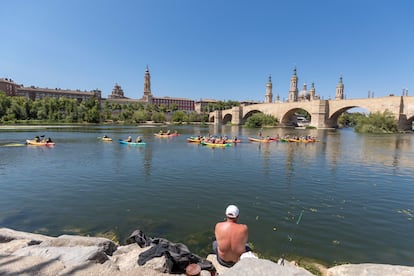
0 78 101 102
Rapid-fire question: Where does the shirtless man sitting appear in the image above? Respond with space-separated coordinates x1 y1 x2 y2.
212 205 249 267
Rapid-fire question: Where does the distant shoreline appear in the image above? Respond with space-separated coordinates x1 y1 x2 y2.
0 125 80 130
0 121 213 130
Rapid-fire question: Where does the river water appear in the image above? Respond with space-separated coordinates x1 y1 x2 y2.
0 125 413 266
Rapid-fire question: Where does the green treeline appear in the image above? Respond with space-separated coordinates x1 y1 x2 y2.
0 92 101 123
338 110 398 133
0 91 240 124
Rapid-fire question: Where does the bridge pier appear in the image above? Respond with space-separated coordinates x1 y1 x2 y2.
213 110 222 125
310 100 331 128
231 106 242 125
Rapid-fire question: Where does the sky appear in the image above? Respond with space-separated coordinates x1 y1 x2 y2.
1 0 413 102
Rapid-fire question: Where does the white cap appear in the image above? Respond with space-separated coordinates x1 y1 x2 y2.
225 205 239 218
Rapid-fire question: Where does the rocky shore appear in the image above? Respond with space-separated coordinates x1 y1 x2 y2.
1 227 413 276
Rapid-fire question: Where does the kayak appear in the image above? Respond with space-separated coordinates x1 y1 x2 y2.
201 141 232 147
226 139 242 143
154 133 179 138
26 139 55 146
119 139 146 146
247 137 274 143
102 137 113 142
187 137 203 143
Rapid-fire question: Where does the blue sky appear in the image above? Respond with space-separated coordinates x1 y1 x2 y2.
1 0 413 102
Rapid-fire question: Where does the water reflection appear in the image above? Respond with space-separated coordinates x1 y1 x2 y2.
1 125 414 266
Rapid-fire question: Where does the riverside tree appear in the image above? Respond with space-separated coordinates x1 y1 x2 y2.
245 113 278 128
354 110 398 133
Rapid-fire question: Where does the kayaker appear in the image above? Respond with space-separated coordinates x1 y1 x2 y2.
136 136 142 143
34 136 40 142
213 205 250 267
45 137 53 143
126 136 132 142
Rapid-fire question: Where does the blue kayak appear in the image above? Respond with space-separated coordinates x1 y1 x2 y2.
119 139 146 146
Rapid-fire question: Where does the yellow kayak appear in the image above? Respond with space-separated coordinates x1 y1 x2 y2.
26 139 55 146
201 141 232 147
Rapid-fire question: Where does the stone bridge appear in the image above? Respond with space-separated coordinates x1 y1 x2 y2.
209 96 414 130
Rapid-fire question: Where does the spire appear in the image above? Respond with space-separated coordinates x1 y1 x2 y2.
289 66 298 102
265 74 273 103
143 65 152 101
335 75 344 100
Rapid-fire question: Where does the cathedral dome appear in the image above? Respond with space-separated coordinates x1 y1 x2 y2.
298 83 310 98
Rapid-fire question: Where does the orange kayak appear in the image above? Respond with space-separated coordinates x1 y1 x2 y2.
26 139 55 146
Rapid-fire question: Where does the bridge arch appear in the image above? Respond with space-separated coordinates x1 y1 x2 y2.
222 113 232 124
280 107 312 126
242 109 263 124
328 106 360 128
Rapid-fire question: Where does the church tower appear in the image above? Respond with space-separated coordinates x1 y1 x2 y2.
335 75 344 100
108 83 126 99
288 67 298 102
310 82 316 100
265 75 273 103
142 65 152 102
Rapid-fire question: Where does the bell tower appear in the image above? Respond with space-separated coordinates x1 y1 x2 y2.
265 75 273 103
142 65 153 102
288 67 298 102
335 75 344 100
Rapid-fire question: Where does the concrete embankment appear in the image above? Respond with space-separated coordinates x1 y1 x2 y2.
1 227 413 276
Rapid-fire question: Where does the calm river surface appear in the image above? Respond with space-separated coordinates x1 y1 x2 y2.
1 125 413 266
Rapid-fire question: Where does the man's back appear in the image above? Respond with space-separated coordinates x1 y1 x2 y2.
215 220 248 263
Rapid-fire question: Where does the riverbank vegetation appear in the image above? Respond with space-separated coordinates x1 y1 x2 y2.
244 113 278 128
0 92 211 125
338 110 398 133
0 92 400 133
0 92 101 123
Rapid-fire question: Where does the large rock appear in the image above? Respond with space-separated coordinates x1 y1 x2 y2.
207 254 313 276
13 245 109 266
2 228 414 276
0 227 52 244
40 234 117 255
0 254 66 275
327 263 414 276
110 243 148 271
10 234 119 267
0 238 34 255
221 257 314 276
